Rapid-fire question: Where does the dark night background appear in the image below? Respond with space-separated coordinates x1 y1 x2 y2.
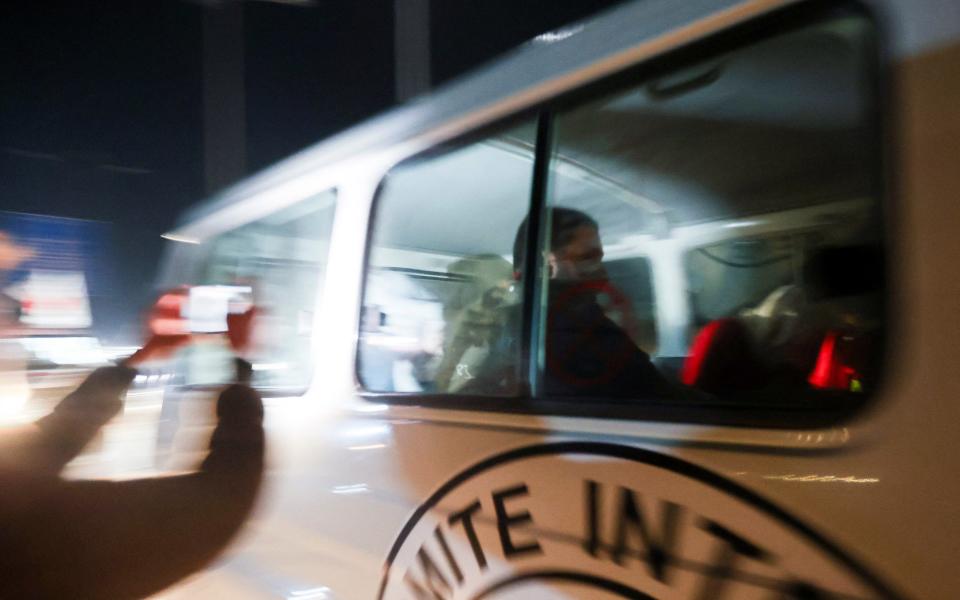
0 0 622 343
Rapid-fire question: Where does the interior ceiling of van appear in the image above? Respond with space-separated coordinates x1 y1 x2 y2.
377 17 875 260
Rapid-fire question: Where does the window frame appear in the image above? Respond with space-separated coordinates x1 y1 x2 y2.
355 108 543 402
357 0 890 429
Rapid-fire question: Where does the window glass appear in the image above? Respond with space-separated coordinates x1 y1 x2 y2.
359 123 536 394
541 12 881 404
188 190 337 392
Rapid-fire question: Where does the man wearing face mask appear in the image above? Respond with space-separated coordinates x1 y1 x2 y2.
514 207 675 399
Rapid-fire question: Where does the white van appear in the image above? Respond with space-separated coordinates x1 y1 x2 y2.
151 0 959 597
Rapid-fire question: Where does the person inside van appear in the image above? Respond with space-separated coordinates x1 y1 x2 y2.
523 207 676 398
683 243 883 395
451 207 676 400
434 254 514 393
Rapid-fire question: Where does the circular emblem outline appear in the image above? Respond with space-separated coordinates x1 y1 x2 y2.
378 442 902 600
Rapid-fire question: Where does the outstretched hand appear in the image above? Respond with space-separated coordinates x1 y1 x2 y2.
123 288 192 367
226 306 257 357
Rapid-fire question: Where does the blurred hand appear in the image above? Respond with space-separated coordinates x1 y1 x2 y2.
226 307 257 357
148 287 190 336
123 288 192 367
0 287 267 598
124 333 191 367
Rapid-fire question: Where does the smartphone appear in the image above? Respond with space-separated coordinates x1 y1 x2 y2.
183 285 252 333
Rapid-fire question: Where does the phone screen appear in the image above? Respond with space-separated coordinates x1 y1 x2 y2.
183 285 252 333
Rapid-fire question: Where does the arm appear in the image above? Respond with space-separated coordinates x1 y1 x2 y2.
0 332 187 475
0 382 265 599
0 365 136 475
0 306 266 598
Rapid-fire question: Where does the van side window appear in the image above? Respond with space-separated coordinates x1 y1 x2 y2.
359 123 536 394
197 189 337 392
540 12 882 407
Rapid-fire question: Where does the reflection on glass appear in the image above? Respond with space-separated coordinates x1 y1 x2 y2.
543 11 881 403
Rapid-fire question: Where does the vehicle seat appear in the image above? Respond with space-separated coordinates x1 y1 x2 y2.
681 318 765 393
807 330 868 392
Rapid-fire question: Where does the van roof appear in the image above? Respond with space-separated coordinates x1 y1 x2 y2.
170 0 960 240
